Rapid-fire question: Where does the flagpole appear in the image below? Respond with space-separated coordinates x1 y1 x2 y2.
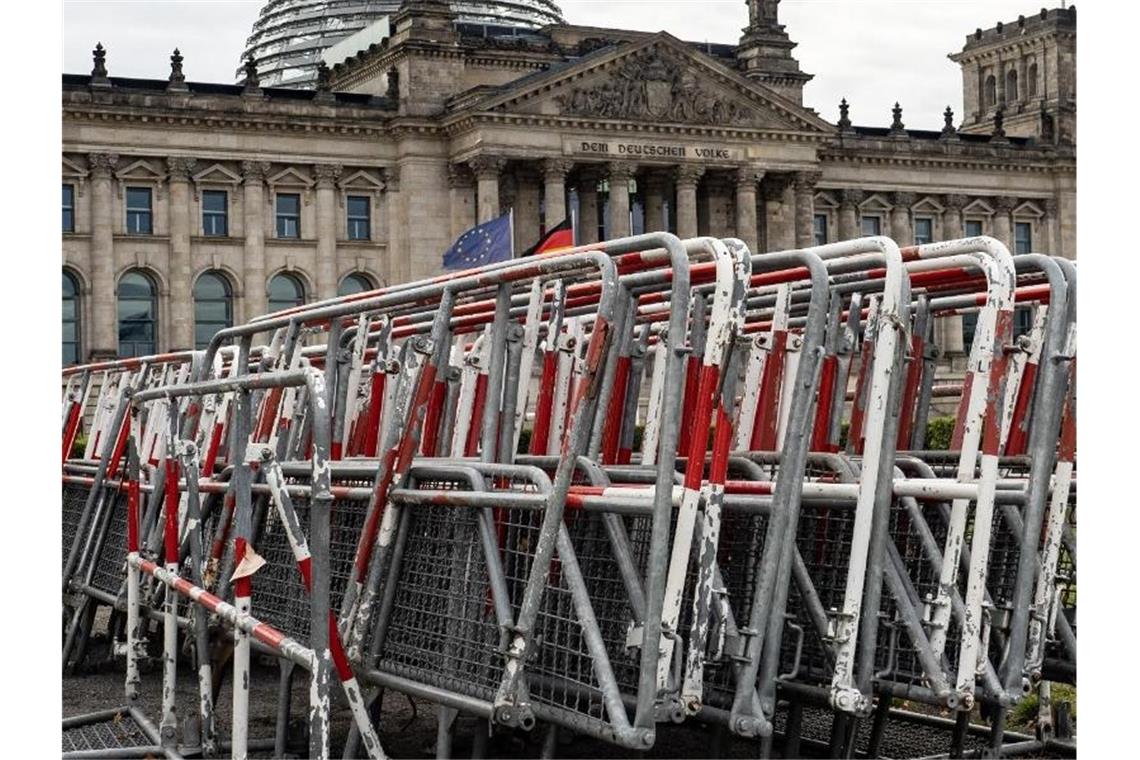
509 208 516 259
571 208 577 246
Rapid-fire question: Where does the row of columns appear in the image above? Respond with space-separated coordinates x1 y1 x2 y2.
453 155 823 257
83 153 362 355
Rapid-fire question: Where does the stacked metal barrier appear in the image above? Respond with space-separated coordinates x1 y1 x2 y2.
62 234 1076 759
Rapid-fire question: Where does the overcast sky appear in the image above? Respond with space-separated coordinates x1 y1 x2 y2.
62 0 1054 130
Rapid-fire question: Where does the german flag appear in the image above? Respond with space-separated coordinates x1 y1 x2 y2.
522 218 574 257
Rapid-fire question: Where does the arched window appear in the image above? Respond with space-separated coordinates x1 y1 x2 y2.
118 270 157 358
984 75 997 108
1006 69 1019 101
194 271 233 349
268 273 306 314
1028 63 1039 97
63 270 81 365
337 273 374 297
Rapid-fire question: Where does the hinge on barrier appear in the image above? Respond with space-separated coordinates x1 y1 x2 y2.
823 608 854 644
557 335 577 354
921 592 948 629
624 621 643 650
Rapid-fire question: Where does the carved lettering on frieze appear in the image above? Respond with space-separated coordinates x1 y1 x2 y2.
554 49 756 127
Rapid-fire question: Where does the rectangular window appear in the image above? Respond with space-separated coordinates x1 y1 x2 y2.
347 195 371 241
276 193 301 239
202 190 228 237
1015 221 1032 254
965 219 984 237
914 217 933 245
63 184 75 233
813 213 828 246
861 215 881 237
125 187 153 235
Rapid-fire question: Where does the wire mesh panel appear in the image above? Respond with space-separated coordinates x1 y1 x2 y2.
62 712 151 753
89 490 130 596
62 482 90 574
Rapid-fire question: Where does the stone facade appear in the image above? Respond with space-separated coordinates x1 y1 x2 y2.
62 0 1076 362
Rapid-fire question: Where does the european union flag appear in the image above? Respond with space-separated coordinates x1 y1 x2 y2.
442 213 514 270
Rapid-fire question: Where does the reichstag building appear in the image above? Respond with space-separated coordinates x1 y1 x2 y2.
61 0 1076 363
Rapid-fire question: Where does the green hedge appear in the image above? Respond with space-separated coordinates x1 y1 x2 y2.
924 415 956 450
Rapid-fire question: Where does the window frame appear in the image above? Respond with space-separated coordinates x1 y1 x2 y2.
275 193 301 239
914 216 934 246
63 270 81 365
1014 221 1033 255
860 215 882 237
268 273 307 313
812 213 828 246
125 186 154 235
117 270 158 358
63 183 76 233
201 189 229 237
338 273 374 297
193 271 234 350
964 219 985 238
346 195 372 241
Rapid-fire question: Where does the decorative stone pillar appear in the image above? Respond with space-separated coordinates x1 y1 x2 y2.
241 160 271 320
607 162 635 239
542 159 572 232
762 175 795 251
890 192 916 244
838 189 863 241
794 171 821 248
993 196 1017 251
674 165 705 240
88 152 119 358
735 167 763 254
166 156 196 350
470 156 505 224
1042 198 1058 256
577 168 601 244
314 163 342 300
447 163 476 242
643 170 669 234
943 194 967 240
513 165 542 253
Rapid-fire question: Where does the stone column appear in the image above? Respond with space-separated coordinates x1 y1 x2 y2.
674 165 705 240
88 152 119 358
735 167 763 254
643 170 668 233
794 171 821 248
470 156 505 224
513 166 541 253
762 175 795 251
314 163 342 301
577 168 601 244
606 162 635 239
993 196 1017 251
890 192 916 245
1042 198 1058 256
542 159 572 231
241 160 271 321
943 194 966 240
838 189 862 241
448 163 476 242
166 157 196 350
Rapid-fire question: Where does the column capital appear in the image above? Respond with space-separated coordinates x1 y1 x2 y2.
313 163 343 188
165 156 197 182
735 166 765 191
447 162 474 189
1042 198 1058 216
890 191 918 209
541 159 574 182
793 171 822 194
241 160 272 184
469 155 507 181
942 193 969 211
761 174 791 201
993 195 1019 213
839 188 864 209
674 164 706 187
607 161 637 184
381 166 400 193
87 152 119 178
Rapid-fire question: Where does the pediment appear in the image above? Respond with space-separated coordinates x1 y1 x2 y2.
1014 200 1044 218
63 156 87 178
963 199 995 216
912 196 945 214
813 191 839 210
340 169 386 192
470 34 832 134
268 167 313 188
860 193 892 212
116 159 164 181
193 163 242 186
